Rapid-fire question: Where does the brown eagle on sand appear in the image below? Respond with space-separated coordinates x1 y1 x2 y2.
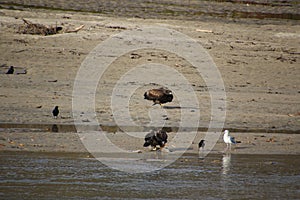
143 130 168 151
144 87 173 106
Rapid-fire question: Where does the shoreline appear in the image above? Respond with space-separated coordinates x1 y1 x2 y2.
0 6 299 155
1 131 299 155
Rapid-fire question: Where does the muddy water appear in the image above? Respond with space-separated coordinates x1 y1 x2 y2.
1 151 299 199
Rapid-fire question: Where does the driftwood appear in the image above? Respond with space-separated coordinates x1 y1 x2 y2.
18 18 62 35
64 25 85 33
18 18 84 36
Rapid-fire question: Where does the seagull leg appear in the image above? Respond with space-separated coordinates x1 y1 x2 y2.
199 148 204 159
224 144 229 152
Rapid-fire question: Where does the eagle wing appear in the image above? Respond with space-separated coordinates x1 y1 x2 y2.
143 131 155 147
146 89 164 100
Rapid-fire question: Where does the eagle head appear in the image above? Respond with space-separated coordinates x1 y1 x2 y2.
144 92 148 99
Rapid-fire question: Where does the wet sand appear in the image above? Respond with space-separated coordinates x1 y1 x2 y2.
0 1 299 154
0 130 299 155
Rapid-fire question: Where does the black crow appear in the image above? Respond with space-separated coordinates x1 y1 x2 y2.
52 106 59 119
198 140 205 149
6 66 14 74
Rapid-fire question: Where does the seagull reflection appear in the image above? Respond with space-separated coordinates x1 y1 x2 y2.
222 153 231 175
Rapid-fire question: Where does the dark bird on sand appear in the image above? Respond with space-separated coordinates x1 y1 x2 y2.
143 130 168 151
198 140 205 149
6 66 14 74
52 106 59 119
144 87 173 107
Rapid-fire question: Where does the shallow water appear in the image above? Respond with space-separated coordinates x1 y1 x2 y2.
1 123 298 134
1 151 299 199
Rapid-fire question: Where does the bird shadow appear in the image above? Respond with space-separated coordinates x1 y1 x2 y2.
234 146 248 150
163 106 198 110
169 147 193 152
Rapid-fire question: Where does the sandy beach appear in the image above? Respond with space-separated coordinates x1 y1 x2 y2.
0 1 299 154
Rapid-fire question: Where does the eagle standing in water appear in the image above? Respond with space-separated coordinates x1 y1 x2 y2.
144 87 173 107
143 130 168 151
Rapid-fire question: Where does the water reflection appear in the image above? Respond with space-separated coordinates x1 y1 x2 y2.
1 152 299 199
51 124 58 132
222 153 231 175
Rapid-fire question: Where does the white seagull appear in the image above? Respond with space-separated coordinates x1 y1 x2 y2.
223 130 237 151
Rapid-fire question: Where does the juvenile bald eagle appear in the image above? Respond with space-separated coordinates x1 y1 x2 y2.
144 87 173 106
143 130 168 151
